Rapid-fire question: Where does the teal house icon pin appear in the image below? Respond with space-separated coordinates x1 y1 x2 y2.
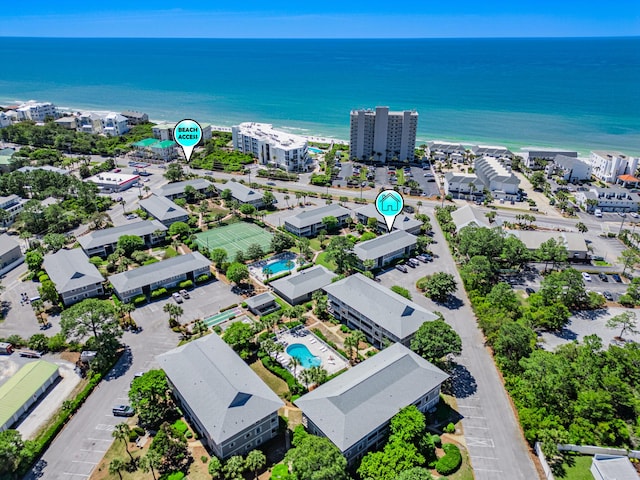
379 192 401 213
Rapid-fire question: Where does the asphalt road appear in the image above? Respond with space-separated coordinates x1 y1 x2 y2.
377 208 540 480
23 311 180 480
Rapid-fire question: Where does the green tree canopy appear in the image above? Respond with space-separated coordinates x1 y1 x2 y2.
326 236 358 274
60 298 120 344
222 321 254 359
419 272 457 302
284 431 349 480
226 262 249 285
271 231 295 253
458 226 504 259
117 234 145 256
168 221 191 239
209 247 228 267
129 370 177 430
410 318 462 365
164 162 185 182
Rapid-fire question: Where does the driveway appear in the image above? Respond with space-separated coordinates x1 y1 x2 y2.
377 206 539 480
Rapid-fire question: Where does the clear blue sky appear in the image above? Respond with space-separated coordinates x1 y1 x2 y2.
0 1 638 38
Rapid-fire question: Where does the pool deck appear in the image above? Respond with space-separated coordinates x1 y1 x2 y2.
249 252 298 282
273 327 349 376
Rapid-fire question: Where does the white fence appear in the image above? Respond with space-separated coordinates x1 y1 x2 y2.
535 442 555 480
558 444 640 459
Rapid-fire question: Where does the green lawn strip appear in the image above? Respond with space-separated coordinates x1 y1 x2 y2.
250 359 289 397
315 252 337 271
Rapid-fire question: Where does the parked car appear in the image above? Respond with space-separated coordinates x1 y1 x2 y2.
179 289 190 299
582 272 592 281
594 209 602 217
630 212 639 218
612 273 623 283
130 372 144 386
409 258 421 266
603 291 614 301
416 255 429 263
113 168 121 173
395 264 408 273
618 212 627 218
172 292 183 303
125 214 137 220
18 350 42 358
598 273 608 282
112 405 135 417
525 287 536 295
406 260 416 268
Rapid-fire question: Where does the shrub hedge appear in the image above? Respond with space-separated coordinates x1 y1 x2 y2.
133 295 147 305
435 443 462 475
260 353 305 395
178 280 193 289
264 270 292 284
151 287 168 298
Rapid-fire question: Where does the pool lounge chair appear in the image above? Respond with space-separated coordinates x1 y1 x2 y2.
309 338 316 343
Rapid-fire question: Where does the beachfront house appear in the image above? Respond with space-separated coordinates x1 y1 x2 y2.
471 145 513 159
77 220 167 258
353 230 417 269
552 155 592 182
139 194 189 227
213 182 264 209
270 265 336 305
131 138 178 163
108 252 211 302
295 343 448 465
121 110 149 125
284 204 351 237
587 151 639 184
43 249 105 306
157 334 284 460
323 273 438 348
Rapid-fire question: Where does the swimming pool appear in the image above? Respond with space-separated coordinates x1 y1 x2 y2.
287 343 321 368
308 147 324 154
263 258 296 275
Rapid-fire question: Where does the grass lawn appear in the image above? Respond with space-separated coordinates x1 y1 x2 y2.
555 454 594 480
593 260 611 266
164 246 178 258
250 359 289 398
315 252 336 271
309 238 323 252
448 444 474 480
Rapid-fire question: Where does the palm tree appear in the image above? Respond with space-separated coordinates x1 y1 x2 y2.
308 366 328 386
140 450 161 480
289 356 300 377
576 222 588 233
299 368 314 389
112 423 133 461
284 195 290 209
120 199 126 213
351 330 366 360
416 200 422 213
109 458 126 480
263 266 273 280
343 335 357 364
245 449 266 480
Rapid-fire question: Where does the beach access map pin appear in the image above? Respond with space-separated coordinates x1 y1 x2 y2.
375 189 404 233
174 119 202 162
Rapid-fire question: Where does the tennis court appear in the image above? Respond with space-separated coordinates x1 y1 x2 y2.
194 222 273 258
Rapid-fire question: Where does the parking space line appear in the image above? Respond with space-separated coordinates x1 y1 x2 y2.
463 415 486 419
464 425 489 430
88 437 112 442
475 468 503 473
63 473 89 477
473 455 499 460
72 460 96 465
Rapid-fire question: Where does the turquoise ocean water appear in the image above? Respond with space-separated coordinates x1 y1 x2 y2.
0 37 638 154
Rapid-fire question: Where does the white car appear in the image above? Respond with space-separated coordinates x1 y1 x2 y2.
582 272 592 282
630 212 639 218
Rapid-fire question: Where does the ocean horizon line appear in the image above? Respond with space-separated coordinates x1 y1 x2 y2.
1 35 639 40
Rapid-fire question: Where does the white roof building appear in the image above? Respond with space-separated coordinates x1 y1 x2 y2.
232 122 308 172
587 150 639 183
16 101 58 122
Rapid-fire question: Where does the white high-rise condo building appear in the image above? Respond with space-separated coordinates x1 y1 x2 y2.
587 151 639 183
16 101 58 122
232 123 308 172
350 107 418 163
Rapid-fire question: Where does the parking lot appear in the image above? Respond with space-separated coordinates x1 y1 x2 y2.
131 278 243 327
541 307 640 351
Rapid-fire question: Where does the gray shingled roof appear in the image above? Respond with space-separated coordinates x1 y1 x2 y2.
139 195 188 222
450 205 489 231
245 292 276 310
591 455 638 480
323 273 438 339
353 230 417 261
0 234 20 257
157 333 283 444
505 230 588 253
294 343 448 452
108 252 210 293
355 204 421 232
285 204 351 229
157 179 212 198
43 249 105 293
270 266 336 301
213 182 263 203
78 220 167 250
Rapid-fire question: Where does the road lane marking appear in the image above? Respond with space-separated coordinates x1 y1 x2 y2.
63 473 89 477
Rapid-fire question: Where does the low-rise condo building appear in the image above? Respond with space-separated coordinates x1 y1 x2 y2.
43 249 105 306
471 145 513 159
109 252 210 302
157 179 213 200
587 150 639 183
139 194 189 226
295 343 448 464
101 113 130 136
121 110 149 125
450 204 494 232
213 182 264 208
232 122 308 172
443 172 484 199
353 230 417 268
522 149 578 169
474 156 520 200
506 230 589 261
0 194 26 226
16 101 58 122
354 204 421 234
0 234 24 276
349 107 418 163
284 204 351 237
77 220 167 257
270 265 336 305
576 187 639 213
427 141 466 157
157 334 283 459
552 155 592 182
324 273 438 348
